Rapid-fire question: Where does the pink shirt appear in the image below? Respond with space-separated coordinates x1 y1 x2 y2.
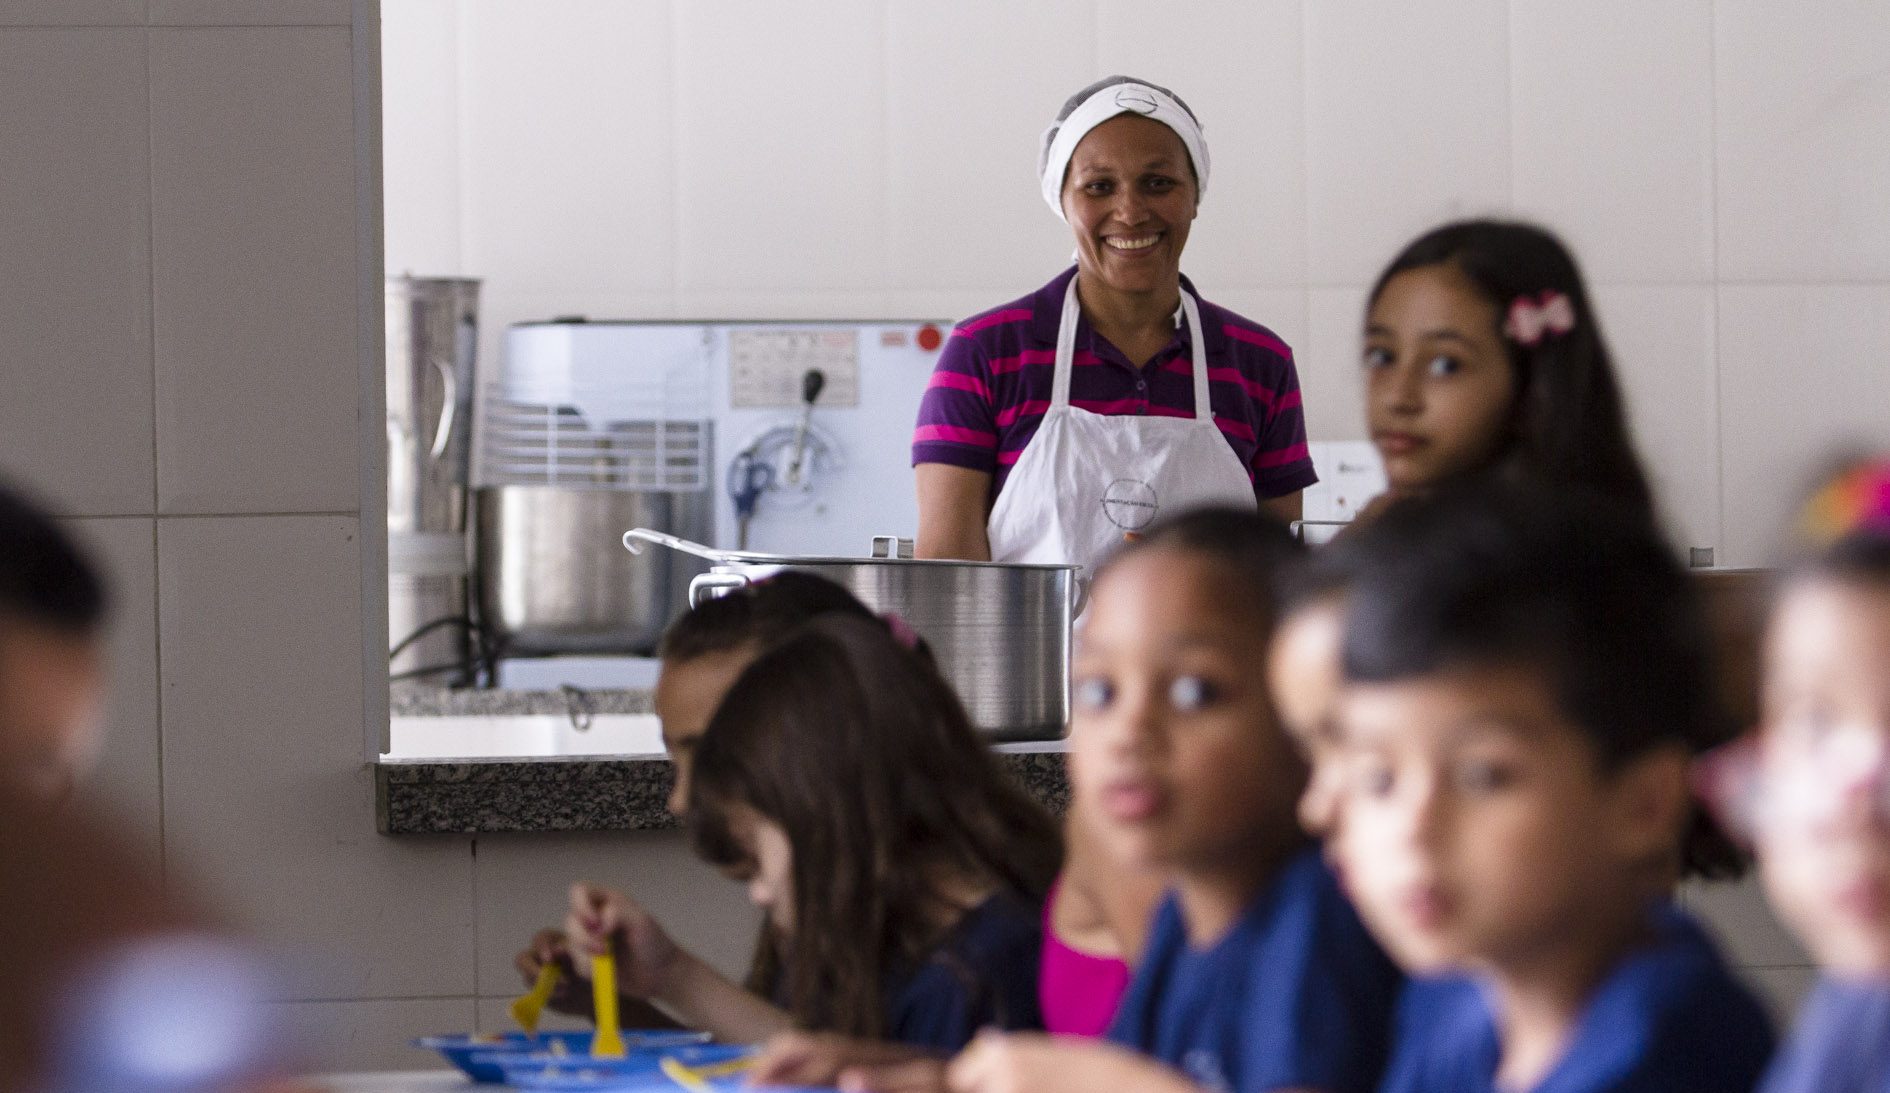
1039 879 1132 1038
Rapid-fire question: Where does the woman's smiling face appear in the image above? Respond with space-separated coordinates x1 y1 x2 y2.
1061 114 1197 298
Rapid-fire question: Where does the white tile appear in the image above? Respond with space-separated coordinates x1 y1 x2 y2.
151 27 361 514
59 517 162 875
0 0 141 24
474 996 592 1036
1739 965 1818 1030
1304 0 1511 285
1509 0 1713 282
671 289 897 322
271 997 477 1074
1683 872 1812 969
1097 0 1305 289
1716 2 1890 281
674 0 885 292
1591 285 1719 552
158 516 477 1000
882 0 1093 294
472 830 763 997
0 29 153 515
1303 287 1371 444
150 0 351 25
459 0 675 296
380 0 462 278
1717 285 1890 567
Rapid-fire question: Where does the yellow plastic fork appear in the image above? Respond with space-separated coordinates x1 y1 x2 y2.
510 962 559 1035
659 1053 755 1092
589 954 626 1058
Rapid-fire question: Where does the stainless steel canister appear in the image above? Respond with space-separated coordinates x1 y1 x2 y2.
478 488 710 655
623 530 1075 741
386 276 480 680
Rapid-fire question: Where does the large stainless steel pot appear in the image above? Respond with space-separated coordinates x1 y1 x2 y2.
477 488 709 655
624 529 1075 741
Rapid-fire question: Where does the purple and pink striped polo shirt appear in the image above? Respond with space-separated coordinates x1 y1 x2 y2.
912 266 1317 502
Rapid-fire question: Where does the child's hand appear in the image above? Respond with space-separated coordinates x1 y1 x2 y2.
747 1031 941 1090
563 882 684 999
946 1031 1199 1093
513 927 594 1019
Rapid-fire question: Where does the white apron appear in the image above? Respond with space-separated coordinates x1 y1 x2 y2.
986 276 1257 575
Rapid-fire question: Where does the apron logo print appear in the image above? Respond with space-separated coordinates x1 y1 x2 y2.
1114 87 1159 115
1101 478 1160 531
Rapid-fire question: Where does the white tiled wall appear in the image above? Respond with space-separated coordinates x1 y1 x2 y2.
386 0 1890 566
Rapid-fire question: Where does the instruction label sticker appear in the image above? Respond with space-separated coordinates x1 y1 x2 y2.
729 328 861 408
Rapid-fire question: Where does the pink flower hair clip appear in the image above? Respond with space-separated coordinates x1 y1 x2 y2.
1505 290 1576 347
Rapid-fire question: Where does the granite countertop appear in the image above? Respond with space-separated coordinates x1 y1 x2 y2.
376 684 1069 836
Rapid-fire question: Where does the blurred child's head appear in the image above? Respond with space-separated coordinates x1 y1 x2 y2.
1753 458 1890 977
654 572 875 816
1363 220 1654 521
687 613 1060 1038
0 485 108 800
1269 544 1368 839
1073 506 1307 877
1332 486 1738 975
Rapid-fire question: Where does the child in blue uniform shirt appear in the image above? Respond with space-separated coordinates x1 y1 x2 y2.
948 508 1404 1093
1330 486 1774 1093
1712 459 1890 1093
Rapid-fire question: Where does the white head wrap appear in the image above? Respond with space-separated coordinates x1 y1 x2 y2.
1038 76 1209 222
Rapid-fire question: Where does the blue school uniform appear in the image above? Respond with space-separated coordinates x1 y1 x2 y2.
1106 847 1403 1093
1761 978 1890 1093
885 889 1044 1050
1380 905 1775 1093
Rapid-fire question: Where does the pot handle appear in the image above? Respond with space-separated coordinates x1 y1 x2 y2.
688 571 752 608
624 528 730 562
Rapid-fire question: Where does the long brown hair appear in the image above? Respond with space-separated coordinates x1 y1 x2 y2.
688 614 1062 1039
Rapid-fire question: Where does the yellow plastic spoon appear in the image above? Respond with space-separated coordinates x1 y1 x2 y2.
660 1054 755 1092
510 962 560 1035
590 954 626 1058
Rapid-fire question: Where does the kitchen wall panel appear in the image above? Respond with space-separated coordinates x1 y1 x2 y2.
1303 0 1510 286
1715 1 1890 282
460 0 676 298
60 516 164 876
0 29 153 514
1591 285 1720 554
1717 285 1890 567
269 997 477 1074
1509 0 1714 283
674 0 885 293
0 0 141 24
379 0 461 278
1301 286 1370 444
1684 874 1812 972
150 0 352 25
471 830 762 998
1097 0 1306 291
883 0 1091 293
157 515 476 1002
151 27 360 515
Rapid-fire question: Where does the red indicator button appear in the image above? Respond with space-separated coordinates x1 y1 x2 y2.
917 325 944 352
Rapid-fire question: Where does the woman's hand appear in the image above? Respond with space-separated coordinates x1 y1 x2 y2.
513 928 596 1019
748 1031 943 1091
946 1031 1200 1093
563 882 684 1000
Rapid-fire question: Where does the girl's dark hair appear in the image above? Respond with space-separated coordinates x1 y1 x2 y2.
657 571 876 664
1340 483 1745 879
1368 219 1658 526
688 614 1061 1039
1783 458 1890 589
0 482 105 633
